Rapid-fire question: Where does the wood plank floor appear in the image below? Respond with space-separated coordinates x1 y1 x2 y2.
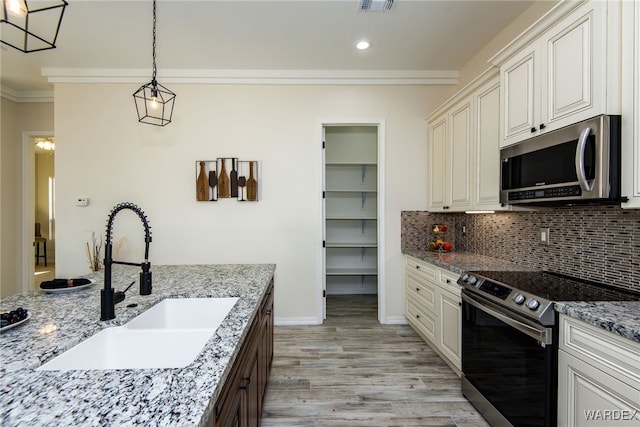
261 295 489 427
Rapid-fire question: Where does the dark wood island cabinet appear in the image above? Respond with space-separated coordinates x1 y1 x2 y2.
213 279 274 427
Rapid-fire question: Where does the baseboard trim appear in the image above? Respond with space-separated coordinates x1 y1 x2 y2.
274 317 323 326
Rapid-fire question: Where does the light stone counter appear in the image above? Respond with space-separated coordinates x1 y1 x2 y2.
0 264 275 427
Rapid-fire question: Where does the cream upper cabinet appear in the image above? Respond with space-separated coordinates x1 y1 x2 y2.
428 115 448 211
448 99 473 211
501 48 537 146
474 78 502 210
427 69 506 212
427 98 472 212
622 0 640 208
493 0 620 148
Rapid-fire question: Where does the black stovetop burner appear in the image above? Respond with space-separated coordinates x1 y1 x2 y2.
470 270 640 302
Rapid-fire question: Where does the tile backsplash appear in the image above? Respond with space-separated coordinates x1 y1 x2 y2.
401 206 640 294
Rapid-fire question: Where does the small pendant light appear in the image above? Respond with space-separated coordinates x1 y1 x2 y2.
133 0 176 126
1 0 68 53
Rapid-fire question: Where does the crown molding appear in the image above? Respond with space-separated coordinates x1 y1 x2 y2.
489 0 586 66
1 85 54 103
41 68 459 86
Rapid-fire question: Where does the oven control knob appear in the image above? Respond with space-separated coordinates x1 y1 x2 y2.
460 273 469 282
513 294 526 305
467 276 477 285
526 299 540 310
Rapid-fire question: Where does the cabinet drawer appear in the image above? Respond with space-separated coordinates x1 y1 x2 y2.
405 256 437 283
560 315 640 388
406 296 437 343
438 270 461 295
406 271 437 315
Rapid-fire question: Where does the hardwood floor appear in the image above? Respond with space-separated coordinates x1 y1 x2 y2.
261 295 489 427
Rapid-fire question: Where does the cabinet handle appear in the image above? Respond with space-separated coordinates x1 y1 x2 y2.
539 123 546 130
531 126 537 133
415 265 420 269
446 279 451 284
416 287 420 292
459 301 462 307
239 377 251 390
416 314 420 319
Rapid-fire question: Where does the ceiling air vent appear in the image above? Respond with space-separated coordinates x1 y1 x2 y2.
359 0 394 12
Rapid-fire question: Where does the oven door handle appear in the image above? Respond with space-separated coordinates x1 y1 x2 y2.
462 293 553 345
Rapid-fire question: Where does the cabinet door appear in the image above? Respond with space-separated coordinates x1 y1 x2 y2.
501 47 537 147
622 0 640 208
558 349 640 427
474 79 502 209
544 2 604 130
438 289 461 370
449 99 473 210
428 115 448 211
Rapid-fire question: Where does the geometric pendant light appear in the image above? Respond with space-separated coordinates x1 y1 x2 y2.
0 0 68 53
133 0 176 126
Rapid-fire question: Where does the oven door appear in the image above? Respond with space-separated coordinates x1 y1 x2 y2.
461 290 557 427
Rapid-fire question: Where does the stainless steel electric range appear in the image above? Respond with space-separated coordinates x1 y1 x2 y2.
457 270 639 427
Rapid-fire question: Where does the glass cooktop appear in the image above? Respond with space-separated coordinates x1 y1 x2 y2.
468 270 640 302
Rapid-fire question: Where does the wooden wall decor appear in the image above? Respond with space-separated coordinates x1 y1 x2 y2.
195 158 259 202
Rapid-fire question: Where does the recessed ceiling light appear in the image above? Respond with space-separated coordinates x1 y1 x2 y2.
356 41 370 50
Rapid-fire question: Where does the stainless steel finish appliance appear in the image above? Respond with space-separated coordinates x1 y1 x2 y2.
458 270 639 427
500 115 624 206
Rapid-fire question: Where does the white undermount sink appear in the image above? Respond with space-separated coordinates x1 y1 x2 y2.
37 297 239 371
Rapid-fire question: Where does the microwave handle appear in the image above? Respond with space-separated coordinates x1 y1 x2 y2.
575 127 594 192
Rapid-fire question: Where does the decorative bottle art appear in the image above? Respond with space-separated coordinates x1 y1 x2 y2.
195 158 259 202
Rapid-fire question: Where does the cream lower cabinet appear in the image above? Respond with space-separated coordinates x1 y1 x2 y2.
405 255 461 374
558 315 640 427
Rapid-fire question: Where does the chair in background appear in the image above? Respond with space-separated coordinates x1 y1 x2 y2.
35 223 47 267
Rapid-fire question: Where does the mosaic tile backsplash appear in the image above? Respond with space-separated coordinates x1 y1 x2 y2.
401 206 640 294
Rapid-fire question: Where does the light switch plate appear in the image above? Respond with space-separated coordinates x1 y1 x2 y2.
539 228 550 245
76 197 89 207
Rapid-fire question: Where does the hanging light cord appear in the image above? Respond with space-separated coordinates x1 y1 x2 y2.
152 0 157 86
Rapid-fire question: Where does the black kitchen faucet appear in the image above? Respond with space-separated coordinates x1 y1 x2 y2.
100 202 152 321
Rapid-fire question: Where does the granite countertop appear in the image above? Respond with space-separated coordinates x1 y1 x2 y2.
0 264 275 427
403 250 640 343
402 249 533 274
555 301 640 343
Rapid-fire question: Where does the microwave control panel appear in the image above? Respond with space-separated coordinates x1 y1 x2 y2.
508 185 581 201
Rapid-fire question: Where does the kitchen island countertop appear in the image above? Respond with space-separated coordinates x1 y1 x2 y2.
403 250 640 343
0 263 275 427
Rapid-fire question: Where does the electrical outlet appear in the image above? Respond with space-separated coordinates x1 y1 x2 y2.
539 228 550 245
76 197 89 207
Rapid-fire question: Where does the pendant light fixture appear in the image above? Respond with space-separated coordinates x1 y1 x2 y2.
1 0 68 53
133 0 176 126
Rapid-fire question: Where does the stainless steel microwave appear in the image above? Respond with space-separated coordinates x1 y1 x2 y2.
500 115 625 206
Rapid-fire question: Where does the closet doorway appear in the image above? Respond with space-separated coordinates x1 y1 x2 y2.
321 121 385 323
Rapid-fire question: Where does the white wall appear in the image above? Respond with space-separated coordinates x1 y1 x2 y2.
54 83 451 323
0 99 54 298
